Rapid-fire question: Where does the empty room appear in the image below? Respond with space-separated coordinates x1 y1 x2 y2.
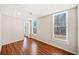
0 4 79 55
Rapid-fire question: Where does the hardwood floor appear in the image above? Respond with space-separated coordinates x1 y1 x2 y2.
0 37 74 55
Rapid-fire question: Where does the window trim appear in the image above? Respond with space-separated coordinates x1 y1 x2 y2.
52 11 69 44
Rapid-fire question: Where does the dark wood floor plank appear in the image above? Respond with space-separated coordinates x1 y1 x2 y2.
15 42 24 55
1 37 74 55
1 45 7 55
6 44 12 55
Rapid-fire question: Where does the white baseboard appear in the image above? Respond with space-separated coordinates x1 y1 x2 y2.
31 37 76 54
2 38 23 45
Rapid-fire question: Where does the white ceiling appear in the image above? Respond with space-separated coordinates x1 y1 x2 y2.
0 4 77 19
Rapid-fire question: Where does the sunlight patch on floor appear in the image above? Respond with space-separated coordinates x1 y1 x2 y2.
31 42 37 55
22 37 28 50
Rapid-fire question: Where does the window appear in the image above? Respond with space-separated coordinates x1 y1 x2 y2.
53 11 68 40
32 20 37 34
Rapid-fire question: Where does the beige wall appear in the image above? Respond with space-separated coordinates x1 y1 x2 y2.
2 14 24 45
31 8 77 54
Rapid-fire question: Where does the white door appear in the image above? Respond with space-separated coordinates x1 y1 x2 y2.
25 23 28 36
25 23 30 37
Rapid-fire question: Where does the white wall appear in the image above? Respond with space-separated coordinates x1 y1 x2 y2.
0 13 2 52
31 8 77 54
2 14 24 45
78 6 79 54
